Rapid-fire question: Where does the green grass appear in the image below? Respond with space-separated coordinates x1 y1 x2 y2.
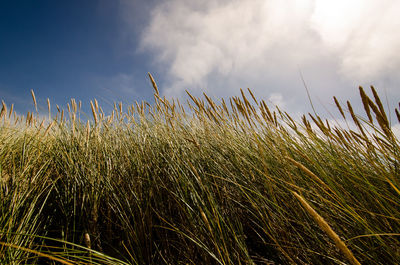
0 80 399 264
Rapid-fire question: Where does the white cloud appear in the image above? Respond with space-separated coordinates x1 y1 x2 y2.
311 0 400 81
133 0 400 114
268 93 286 109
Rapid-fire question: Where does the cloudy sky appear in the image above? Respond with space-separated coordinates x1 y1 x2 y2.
1 0 399 120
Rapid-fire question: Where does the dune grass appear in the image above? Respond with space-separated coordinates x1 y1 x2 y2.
0 78 399 264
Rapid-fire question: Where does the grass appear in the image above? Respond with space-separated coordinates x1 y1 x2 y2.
0 77 399 264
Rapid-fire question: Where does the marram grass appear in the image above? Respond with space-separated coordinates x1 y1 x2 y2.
0 78 400 264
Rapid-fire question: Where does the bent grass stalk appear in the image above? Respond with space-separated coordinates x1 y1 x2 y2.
292 192 361 265
0 242 74 265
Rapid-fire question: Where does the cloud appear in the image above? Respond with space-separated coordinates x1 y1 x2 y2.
105 73 138 97
135 0 400 114
268 93 286 109
0 87 34 113
95 73 143 107
311 0 400 81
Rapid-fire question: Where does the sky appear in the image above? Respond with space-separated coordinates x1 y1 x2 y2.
1 0 400 122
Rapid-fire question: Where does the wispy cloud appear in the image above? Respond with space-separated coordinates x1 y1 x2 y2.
0 86 34 112
88 72 144 113
133 0 400 114
105 73 139 97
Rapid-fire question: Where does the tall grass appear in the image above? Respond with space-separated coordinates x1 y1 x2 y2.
0 80 399 264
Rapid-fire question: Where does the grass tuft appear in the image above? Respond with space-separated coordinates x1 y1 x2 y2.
1 82 399 264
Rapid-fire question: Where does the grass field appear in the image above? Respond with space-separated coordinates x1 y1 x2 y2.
1 77 399 264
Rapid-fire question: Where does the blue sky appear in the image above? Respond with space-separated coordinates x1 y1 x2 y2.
1 0 400 120
0 0 160 114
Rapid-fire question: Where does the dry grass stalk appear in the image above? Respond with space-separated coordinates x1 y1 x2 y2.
325 119 331 131
343 130 353 143
26 111 33 126
1 171 11 184
47 98 51 120
99 107 104 120
301 115 312 132
25 111 29 125
94 99 99 113
292 192 361 265
31 89 37 112
37 120 45 132
119 102 123 117
350 130 367 144
359 86 373 123
367 98 391 137
84 232 91 249
262 100 274 123
309 114 329 135
385 177 400 196
0 101 6 120
240 88 252 111
90 101 98 125
8 104 13 119
347 101 366 137
148 72 160 96
203 93 217 112
71 99 77 113
71 115 76 137
200 209 212 234
206 108 221 125
86 120 90 145
371 86 389 125
186 91 204 112
285 112 297 130
333 97 345 119
220 98 229 116
396 107 400 123
286 156 335 196
247 88 258 105
44 121 54 136
233 98 253 127
333 129 350 148
229 98 236 114
0 242 74 265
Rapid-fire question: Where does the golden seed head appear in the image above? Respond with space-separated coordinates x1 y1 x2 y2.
84 233 91 249
90 101 98 125
333 96 345 119
94 99 99 112
359 86 373 123
148 72 159 96
31 89 37 112
46 98 51 118
0 100 6 119
292 192 361 265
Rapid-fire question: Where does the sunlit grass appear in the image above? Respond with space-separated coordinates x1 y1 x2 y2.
1 78 399 264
